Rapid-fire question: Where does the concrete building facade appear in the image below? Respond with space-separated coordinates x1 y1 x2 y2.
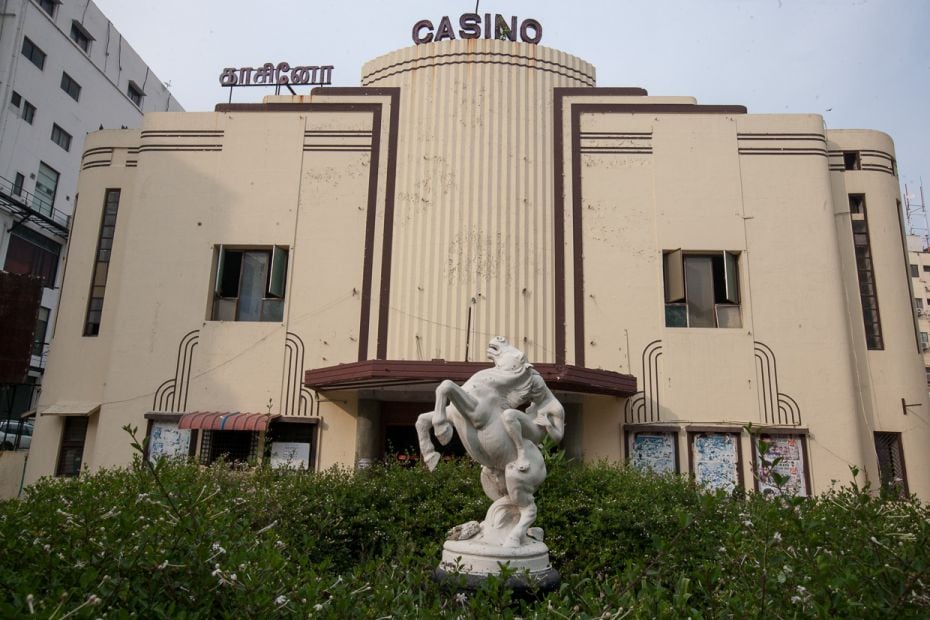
21 38 930 498
0 0 181 389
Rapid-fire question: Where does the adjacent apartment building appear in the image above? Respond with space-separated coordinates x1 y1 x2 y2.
21 37 930 499
906 234 930 384
0 0 182 406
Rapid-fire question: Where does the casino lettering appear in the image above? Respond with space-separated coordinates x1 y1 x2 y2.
412 14 542 45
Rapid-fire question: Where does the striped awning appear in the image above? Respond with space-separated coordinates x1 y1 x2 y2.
178 411 278 432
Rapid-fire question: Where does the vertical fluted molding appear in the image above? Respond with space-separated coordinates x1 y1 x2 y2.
362 40 595 362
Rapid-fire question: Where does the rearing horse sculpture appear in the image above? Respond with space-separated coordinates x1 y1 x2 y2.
416 337 565 548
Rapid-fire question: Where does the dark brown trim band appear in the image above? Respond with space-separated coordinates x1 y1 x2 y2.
216 89 402 362
310 88 402 361
364 58 595 87
304 359 637 397
553 93 747 365
362 50 597 85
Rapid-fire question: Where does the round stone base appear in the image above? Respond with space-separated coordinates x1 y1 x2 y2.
434 538 560 595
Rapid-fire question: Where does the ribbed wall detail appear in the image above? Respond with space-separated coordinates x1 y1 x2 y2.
362 40 594 363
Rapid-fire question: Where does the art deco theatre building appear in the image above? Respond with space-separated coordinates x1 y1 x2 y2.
23 16 930 498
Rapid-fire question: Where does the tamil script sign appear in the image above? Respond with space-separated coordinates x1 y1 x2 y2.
219 62 333 88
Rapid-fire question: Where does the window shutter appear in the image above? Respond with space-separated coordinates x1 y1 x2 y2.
214 245 225 296
723 251 740 304
664 249 685 302
269 246 288 298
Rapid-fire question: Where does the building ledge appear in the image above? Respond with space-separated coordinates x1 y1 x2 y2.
305 360 636 397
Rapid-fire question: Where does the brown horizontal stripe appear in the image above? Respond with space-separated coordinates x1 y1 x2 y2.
363 57 595 87
737 132 825 141
362 49 595 83
81 161 111 170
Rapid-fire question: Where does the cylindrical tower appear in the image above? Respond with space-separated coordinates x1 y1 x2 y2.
361 40 595 362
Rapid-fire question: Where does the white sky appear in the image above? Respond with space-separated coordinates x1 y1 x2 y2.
95 0 930 217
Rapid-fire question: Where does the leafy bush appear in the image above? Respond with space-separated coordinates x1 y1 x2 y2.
1 445 928 618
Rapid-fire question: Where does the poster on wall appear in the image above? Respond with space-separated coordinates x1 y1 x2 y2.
692 433 739 493
756 434 808 496
628 433 677 474
270 442 311 469
148 422 191 461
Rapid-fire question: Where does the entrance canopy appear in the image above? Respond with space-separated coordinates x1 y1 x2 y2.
178 411 279 432
41 402 100 417
305 360 636 397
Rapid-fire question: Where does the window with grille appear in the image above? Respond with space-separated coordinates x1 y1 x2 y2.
873 432 908 497
50 124 72 151
37 0 57 17
3 226 61 287
849 195 883 349
56 416 88 477
60 72 82 101
21 37 46 70
21 100 36 124
33 307 50 357
199 431 258 465
84 189 121 336
70 21 92 53
127 82 144 107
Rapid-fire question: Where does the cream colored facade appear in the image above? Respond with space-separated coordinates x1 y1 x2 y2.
21 40 930 499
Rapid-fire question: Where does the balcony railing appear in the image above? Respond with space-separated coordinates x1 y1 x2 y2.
0 175 70 237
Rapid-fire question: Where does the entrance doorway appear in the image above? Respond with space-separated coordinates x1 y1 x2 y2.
379 401 466 464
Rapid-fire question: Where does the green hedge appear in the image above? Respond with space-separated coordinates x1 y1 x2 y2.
1 451 928 618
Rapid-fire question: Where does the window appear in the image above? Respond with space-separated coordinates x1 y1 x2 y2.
873 432 908 497
689 431 742 494
33 307 50 357
753 433 809 497
69 21 92 53
50 123 72 151
21 100 36 124
916 299 924 310
664 250 741 328
849 194 883 349
268 420 317 469
33 162 59 215
910 264 919 278
127 82 144 107
3 227 61 287
56 416 88 477
12 173 25 196
626 430 678 475
843 151 861 171
21 37 46 70
60 72 81 101
200 430 258 465
10 91 21 107
37 0 57 17
84 189 121 336
146 422 193 461
925 367 930 385
212 246 289 322
921 332 928 351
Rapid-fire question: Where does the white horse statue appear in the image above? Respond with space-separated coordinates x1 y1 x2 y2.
416 336 565 549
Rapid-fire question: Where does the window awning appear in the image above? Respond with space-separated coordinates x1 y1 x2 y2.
41 402 100 417
178 411 279 432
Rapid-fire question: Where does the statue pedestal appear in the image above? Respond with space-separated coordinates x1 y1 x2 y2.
433 539 560 593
